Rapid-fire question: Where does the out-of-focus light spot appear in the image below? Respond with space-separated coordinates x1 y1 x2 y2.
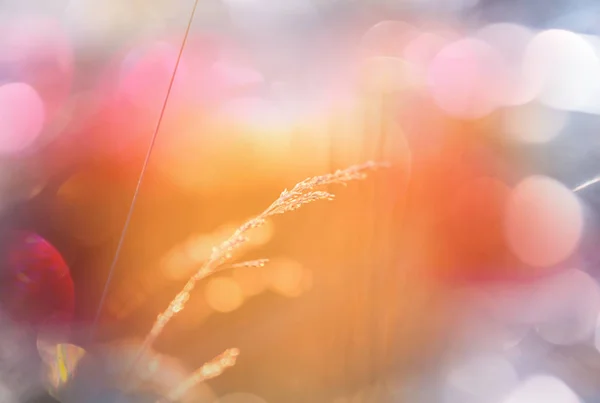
404 32 449 78
185 235 215 264
483 268 598 347
217 392 267 403
536 269 600 345
119 41 183 110
503 103 569 144
265 258 306 298
522 30 600 111
361 57 416 93
502 375 581 403
445 354 518 402
578 35 600 115
360 21 418 57
165 351 239 401
247 219 274 246
452 286 532 351
180 381 216 403
232 267 266 297
205 277 244 313
505 176 583 268
187 224 243 263
428 38 507 119
476 23 535 106
162 248 197 281
501 327 529 351
0 15 71 67
188 221 272 262
395 92 447 160
0 83 45 153
0 16 73 114
163 220 273 281
476 23 533 58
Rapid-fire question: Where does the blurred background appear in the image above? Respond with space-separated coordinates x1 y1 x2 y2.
2 0 600 402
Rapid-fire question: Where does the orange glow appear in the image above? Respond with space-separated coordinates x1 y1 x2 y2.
205 277 245 313
232 266 267 297
265 258 306 298
54 170 121 246
162 219 274 281
446 176 512 271
217 392 268 403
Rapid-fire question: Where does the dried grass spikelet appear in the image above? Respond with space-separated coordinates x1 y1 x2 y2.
229 259 270 270
148 161 384 344
144 161 385 392
158 348 240 403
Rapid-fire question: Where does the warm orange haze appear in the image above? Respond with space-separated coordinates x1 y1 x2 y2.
0 1 599 402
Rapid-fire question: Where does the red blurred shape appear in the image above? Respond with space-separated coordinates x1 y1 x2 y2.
0 231 74 327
